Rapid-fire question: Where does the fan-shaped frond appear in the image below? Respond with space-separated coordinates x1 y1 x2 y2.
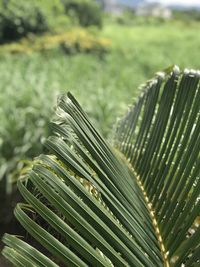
2 66 200 267
114 66 200 266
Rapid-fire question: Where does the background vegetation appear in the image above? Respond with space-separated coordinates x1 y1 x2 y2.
0 0 200 265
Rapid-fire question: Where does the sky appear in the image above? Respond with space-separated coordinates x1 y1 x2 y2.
147 0 200 7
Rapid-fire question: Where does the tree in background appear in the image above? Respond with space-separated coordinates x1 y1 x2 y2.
62 0 103 27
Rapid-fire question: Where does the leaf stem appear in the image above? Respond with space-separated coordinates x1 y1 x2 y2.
116 149 170 267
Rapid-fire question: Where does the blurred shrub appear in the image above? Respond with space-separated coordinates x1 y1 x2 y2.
112 9 167 27
0 28 111 56
0 82 52 226
34 0 70 31
0 0 103 43
113 9 136 26
0 83 52 194
60 29 110 55
172 9 200 22
0 0 68 43
62 0 102 27
0 0 47 42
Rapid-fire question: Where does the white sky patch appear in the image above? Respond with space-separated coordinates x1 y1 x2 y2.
146 0 200 7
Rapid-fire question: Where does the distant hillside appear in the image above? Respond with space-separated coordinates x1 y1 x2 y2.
105 0 200 10
99 0 146 8
169 4 200 10
116 0 145 7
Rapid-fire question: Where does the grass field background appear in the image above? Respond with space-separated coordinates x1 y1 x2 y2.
1 20 200 190
1 21 200 132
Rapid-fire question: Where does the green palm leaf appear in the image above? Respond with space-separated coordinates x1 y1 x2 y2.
2 66 200 266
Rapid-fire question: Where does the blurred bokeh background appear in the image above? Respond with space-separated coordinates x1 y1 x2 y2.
0 0 200 265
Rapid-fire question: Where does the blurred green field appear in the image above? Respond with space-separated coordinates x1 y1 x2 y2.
1 21 200 185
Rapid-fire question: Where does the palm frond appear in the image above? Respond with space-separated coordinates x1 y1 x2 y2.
114 65 200 266
2 66 200 267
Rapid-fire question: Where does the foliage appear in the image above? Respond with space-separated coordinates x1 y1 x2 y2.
114 66 200 265
32 0 70 32
0 0 68 43
1 22 200 199
0 0 47 43
60 29 110 55
108 8 168 27
172 9 200 23
2 66 200 266
0 28 111 55
62 0 103 27
0 80 51 195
